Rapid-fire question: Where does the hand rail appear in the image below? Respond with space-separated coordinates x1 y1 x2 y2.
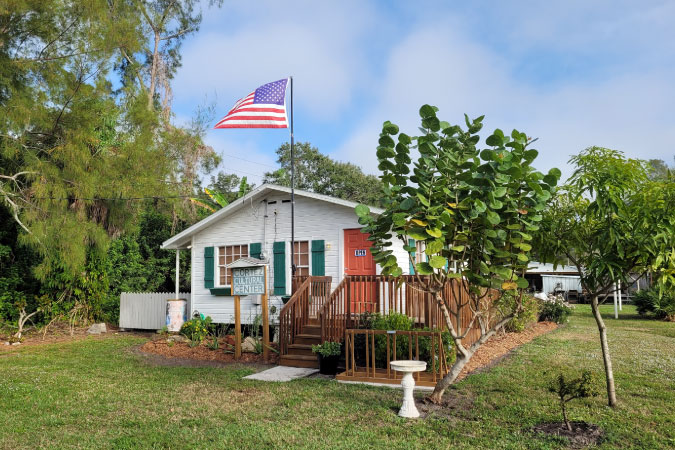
279 276 332 355
319 277 349 343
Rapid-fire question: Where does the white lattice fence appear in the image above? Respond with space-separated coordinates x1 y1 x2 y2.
119 292 191 330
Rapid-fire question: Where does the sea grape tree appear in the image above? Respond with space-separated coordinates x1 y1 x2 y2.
355 105 560 402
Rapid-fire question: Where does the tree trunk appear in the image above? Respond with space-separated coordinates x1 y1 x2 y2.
428 351 472 403
561 400 571 431
590 295 618 407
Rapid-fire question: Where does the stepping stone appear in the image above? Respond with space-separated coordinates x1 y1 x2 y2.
244 365 318 382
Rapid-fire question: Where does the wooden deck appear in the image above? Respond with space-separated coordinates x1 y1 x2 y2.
279 275 495 386
335 368 443 388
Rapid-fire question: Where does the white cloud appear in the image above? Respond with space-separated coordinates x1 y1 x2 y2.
172 0 379 120
333 18 675 180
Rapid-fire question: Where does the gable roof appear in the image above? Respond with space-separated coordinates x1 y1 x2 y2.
161 184 383 249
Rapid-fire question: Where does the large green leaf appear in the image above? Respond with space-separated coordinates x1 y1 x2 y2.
419 104 436 119
429 255 447 269
487 211 501 225
415 262 434 275
355 204 370 217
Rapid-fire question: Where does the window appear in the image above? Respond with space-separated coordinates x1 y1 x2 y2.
415 241 426 264
293 241 310 276
218 244 248 286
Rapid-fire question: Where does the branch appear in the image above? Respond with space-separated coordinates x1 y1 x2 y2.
160 28 193 41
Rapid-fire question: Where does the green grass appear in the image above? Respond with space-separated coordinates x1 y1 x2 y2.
1 305 673 449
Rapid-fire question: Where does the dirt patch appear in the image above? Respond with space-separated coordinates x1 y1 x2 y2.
532 421 604 448
138 339 279 366
458 321 558 380
415 389 476 420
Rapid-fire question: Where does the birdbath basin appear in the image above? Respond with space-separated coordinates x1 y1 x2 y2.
390 360 427 418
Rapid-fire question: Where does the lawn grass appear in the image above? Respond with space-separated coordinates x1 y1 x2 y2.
1 305 673 449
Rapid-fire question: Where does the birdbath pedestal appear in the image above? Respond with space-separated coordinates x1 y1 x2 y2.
390 360 427 418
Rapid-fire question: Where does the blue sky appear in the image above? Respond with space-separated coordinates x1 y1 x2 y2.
171 0 675 185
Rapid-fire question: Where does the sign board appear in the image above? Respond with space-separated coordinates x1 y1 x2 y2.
232 266 265 296
355 249 367 257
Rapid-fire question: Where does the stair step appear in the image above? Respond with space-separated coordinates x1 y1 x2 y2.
280 354 319 369
302 325 321 335
294 333 322 345
288 343 315 356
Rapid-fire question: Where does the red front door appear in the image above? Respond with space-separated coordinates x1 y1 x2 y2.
344 229 377 313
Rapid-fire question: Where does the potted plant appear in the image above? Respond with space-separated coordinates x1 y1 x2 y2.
312 341 341 375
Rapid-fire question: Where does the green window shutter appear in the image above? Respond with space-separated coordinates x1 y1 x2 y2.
249 242 262 259
273 241 286 295
311 240 325 276
204 246 215 289
408 238 416 274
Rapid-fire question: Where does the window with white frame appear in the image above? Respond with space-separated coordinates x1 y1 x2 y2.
293 241 310 276
217 244 248 286
415 240 426 264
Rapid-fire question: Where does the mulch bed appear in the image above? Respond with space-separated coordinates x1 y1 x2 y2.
532 421 604 448
457 321 558 380
139 338 280 365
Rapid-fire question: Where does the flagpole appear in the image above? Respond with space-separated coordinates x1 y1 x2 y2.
290 76 296 279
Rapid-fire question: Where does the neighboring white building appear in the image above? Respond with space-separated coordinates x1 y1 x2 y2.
161 184 410 325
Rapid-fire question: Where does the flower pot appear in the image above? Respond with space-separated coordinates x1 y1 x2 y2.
317 354 340 375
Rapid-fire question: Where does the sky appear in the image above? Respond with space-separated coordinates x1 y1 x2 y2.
170 0 675 186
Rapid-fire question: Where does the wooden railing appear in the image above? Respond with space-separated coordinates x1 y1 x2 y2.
319 275 488 349
292 275 310 294
336 329 450 387
319 277 349 343
279 276 332 355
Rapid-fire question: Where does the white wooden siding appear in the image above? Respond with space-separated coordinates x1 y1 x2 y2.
189 193 408 324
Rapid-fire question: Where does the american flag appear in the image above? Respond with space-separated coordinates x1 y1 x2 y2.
214 78 289 129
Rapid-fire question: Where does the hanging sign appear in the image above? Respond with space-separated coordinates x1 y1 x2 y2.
232 266 266 296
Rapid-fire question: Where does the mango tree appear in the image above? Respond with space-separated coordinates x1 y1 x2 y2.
355 105 560 402
535 147 675 407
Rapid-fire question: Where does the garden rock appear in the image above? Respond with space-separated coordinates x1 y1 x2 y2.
167 335 188 343
242 336 258 353
87 323 107 335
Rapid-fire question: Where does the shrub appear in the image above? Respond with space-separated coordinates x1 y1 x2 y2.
180 316 212 343
539 295 573 323
360 312 454 370
505 294 540 332
312 341 341 357
206 335 219 351
633 287 675 321
548 370 598 431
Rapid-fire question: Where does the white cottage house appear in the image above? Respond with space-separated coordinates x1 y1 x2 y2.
161 184 411 325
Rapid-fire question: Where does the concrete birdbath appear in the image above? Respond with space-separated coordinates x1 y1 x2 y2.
390 360 427 418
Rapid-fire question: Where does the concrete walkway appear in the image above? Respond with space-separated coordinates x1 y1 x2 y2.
243 365 319 382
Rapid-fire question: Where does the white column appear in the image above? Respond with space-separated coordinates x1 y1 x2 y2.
613 282 618 319
618 280 622 311
175 249 180 298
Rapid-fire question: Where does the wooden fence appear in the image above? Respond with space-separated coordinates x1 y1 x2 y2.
119 292 191 330
336 329 450 387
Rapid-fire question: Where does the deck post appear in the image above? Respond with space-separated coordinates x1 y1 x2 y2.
235 295 241 359
175 249 179 298
262 265 270 361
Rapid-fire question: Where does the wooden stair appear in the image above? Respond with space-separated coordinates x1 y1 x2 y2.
279 277 333 369
279 321 321 368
